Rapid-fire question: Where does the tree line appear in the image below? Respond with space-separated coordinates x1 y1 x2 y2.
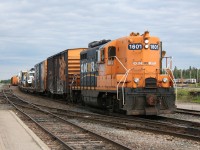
173 66 200 81
0 79 11 84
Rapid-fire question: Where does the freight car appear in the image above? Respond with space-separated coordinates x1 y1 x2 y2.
34 60 47 93
46 48 86 98
174 78 197 84
17 31 176 115
11 76 18 86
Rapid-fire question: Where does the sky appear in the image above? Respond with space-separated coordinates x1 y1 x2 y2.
0 0 200 80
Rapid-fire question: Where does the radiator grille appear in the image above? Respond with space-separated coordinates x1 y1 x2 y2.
145 78 157 88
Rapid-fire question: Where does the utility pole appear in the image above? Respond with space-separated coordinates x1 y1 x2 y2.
197 69 199 87
181 69 183 85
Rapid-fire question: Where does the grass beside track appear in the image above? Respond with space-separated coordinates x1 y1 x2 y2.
177 85 200 103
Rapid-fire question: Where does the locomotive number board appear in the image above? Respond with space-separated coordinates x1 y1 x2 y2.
128 44 159 50
128 44 143 50
150 44 159 50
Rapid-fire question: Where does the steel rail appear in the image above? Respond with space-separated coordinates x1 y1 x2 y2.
51 109 200 142
7 90 200 142
3 90 74 150
176 108 200 116
10 93 200 142
3 89 131 150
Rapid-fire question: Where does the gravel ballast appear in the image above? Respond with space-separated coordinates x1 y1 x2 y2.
8 86 200 149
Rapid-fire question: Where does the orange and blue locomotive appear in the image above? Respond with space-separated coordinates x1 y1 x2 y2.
79 31 176 115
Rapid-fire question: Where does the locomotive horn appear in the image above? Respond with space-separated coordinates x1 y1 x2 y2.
162 51 166 57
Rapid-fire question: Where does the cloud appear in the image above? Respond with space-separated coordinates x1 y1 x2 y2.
0 0 200 79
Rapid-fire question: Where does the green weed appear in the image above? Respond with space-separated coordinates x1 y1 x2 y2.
177 88 200 103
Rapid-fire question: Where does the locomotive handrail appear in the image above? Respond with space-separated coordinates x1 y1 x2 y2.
70 74 78 99
164 68 176 88
162 56 173 70
113 56 127 71
114 55 137 106
116 70 129 105
121 69 131 105
120 67 136 105
164 68 177 101
114 56 128 105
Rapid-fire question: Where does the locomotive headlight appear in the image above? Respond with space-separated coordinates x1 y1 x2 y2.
144 45 149 49
144 39 149 44
162 78 168 83
134 78 139 83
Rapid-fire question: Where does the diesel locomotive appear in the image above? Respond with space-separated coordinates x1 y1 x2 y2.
17 31 176 115
78 31 176 115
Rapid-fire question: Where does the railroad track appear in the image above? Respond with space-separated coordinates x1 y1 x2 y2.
6 89 200 142
176 108 200 116
44 107 200 142
2 89 131 150
3 89 200 143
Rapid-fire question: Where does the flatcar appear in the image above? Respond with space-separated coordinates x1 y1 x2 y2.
26 68 35 87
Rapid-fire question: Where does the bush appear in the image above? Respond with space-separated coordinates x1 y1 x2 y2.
177 89 191 101
192 97 200 103
177 88 200 103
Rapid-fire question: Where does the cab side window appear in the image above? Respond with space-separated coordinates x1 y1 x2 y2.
108 46 116 60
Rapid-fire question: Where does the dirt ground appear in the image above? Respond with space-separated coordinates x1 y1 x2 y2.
176 102 200 110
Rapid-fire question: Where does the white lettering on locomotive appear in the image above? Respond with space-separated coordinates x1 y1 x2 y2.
133 61 156 65
91 62 95 72
81 62 95 73
81 64 84 72
83 63 87 72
